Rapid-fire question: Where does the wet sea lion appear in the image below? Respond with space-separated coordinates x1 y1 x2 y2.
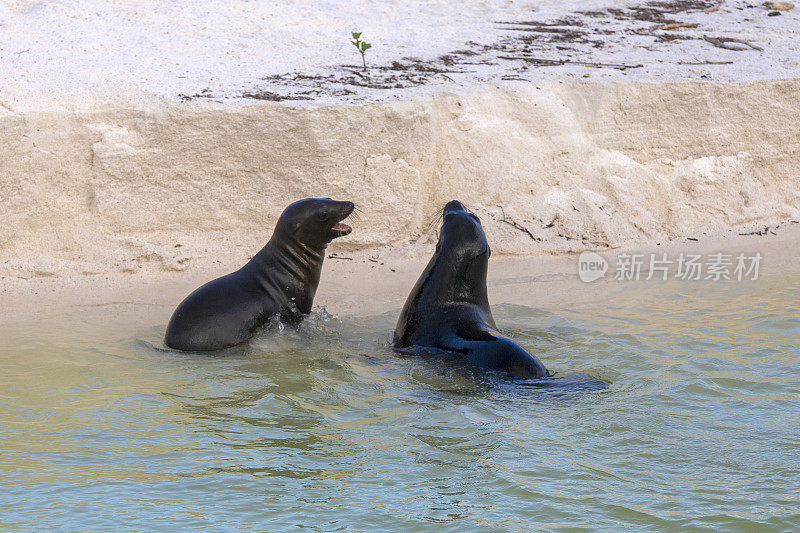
165 198 354 352
394 200 548 378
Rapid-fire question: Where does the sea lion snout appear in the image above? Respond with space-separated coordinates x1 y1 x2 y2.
318 198 354 221
442 201 480 228
334 200 355 219
443 200 466 214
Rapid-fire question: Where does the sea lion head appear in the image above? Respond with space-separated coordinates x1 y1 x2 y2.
417 200 491 307
275 198 354 247
393 200 493 347
437 200 490 265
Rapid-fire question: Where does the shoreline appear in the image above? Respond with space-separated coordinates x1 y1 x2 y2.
3 224 799 329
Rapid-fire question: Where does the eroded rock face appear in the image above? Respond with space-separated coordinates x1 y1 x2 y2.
2 80 799 278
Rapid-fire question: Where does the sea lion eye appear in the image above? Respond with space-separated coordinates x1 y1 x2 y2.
316 210 328 220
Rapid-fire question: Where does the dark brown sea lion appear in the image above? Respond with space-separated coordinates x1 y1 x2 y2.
165 198 354 351
394 200 548 378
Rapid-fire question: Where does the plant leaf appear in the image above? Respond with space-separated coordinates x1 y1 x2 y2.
361 42 371 51
352 32 361 39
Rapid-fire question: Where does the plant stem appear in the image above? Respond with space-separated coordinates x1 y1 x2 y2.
361 52 366 71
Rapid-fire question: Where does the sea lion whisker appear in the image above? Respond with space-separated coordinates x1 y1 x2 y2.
423 210 443 233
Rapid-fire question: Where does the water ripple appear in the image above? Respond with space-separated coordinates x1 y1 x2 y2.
1 277 799 529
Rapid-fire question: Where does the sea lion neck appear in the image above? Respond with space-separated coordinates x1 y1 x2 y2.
242 231 327 292
418 246 491 311
265 230 326 273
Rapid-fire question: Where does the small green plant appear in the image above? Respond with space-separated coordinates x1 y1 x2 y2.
351 31 372 71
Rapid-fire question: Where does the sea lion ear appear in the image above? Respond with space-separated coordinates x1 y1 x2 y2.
275 203 304 235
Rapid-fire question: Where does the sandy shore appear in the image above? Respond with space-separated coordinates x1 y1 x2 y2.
3 224 799 331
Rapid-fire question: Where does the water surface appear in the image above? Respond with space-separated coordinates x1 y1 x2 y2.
2 276 799 530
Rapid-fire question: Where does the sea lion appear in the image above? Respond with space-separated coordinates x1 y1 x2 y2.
394 200 548 378
165 198 354 352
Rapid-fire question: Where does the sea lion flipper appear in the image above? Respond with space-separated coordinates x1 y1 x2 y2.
455 321 497 342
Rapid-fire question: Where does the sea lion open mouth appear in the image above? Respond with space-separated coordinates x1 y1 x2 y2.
330 221 352 238
326 201 355 240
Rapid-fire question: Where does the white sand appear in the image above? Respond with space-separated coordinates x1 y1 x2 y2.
1 0 800 105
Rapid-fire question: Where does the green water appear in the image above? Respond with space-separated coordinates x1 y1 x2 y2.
1 276 799 531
